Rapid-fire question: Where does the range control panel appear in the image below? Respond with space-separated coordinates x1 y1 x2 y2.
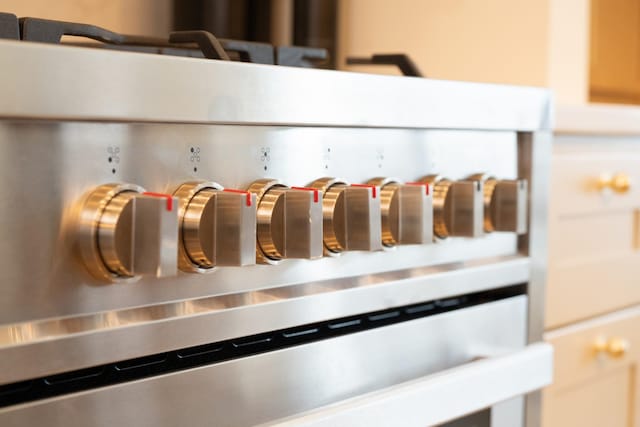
78 173 526 283
0 122 527 323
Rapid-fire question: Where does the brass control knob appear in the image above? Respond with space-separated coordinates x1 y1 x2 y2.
367 177 433 247
467 174 528 234
309 178 383 253
174 181 257 273
248 179 323 263
418 175 483 239
78 183 179 282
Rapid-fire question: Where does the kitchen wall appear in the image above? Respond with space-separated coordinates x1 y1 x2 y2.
1 0 172 37
338 0 548 86
338 0 590 104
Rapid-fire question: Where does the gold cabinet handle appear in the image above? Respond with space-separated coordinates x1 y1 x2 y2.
598 173 631 194
594 336 630 358
607 337 630 358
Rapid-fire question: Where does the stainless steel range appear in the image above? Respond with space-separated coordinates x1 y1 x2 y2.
0 14 553 427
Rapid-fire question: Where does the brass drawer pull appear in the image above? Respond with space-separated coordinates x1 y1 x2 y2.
598 173 631 194
594 336 630 358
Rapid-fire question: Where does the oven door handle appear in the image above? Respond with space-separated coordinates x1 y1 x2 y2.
263 342 553 427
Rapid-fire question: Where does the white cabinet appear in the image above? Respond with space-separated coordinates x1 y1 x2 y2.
543 125 640 426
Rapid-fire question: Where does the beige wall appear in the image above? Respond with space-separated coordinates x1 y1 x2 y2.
338 0 591 104
2 0 171 37
338 0 550 86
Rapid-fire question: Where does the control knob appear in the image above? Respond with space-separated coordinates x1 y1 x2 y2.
418 175 484 239
309 178 383 253
467 174 528 234
247 179 323 263
174 181 257 272
367 177 433 246
77 183 179 282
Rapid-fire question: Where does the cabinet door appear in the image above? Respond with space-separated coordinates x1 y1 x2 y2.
590 0 640 103
542 306 640 427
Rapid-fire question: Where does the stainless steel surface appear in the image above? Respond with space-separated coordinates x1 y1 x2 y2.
0 41 552 129
0 297 547 427
0 41 551 426
310 178 383 253
0 256 529 384
367 178 433 246
422 175 485 239
132 194 179 278
266 343 552 427
519 131 553 427
249 179 323 263
0 122 523 326
174 181 257 271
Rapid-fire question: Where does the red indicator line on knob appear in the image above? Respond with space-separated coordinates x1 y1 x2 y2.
291 186 319 203
350 184 377 198
406 182 431 196
223 189 252 207
143 192 174 211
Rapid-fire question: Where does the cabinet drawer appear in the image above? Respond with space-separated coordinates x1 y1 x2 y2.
547 137 640 327
542 306 640 427
551 140 640 216
546 211 640 328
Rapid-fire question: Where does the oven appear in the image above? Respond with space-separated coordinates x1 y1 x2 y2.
0 15 552 427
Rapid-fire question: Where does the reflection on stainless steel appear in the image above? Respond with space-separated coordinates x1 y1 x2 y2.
420 175 484 239
0 38 550 427
268 343 553 427
0 42 552 129
0 297 553 427
0 256 528 348
0 256 531 385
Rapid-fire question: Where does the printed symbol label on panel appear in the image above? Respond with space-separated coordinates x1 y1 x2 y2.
190 146 201 173
107 146 120 175
260 147 271 171
376 147 384 169
323 147 331 170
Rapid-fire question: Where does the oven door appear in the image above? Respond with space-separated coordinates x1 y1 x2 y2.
0 294 551 427
266 343 551 427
